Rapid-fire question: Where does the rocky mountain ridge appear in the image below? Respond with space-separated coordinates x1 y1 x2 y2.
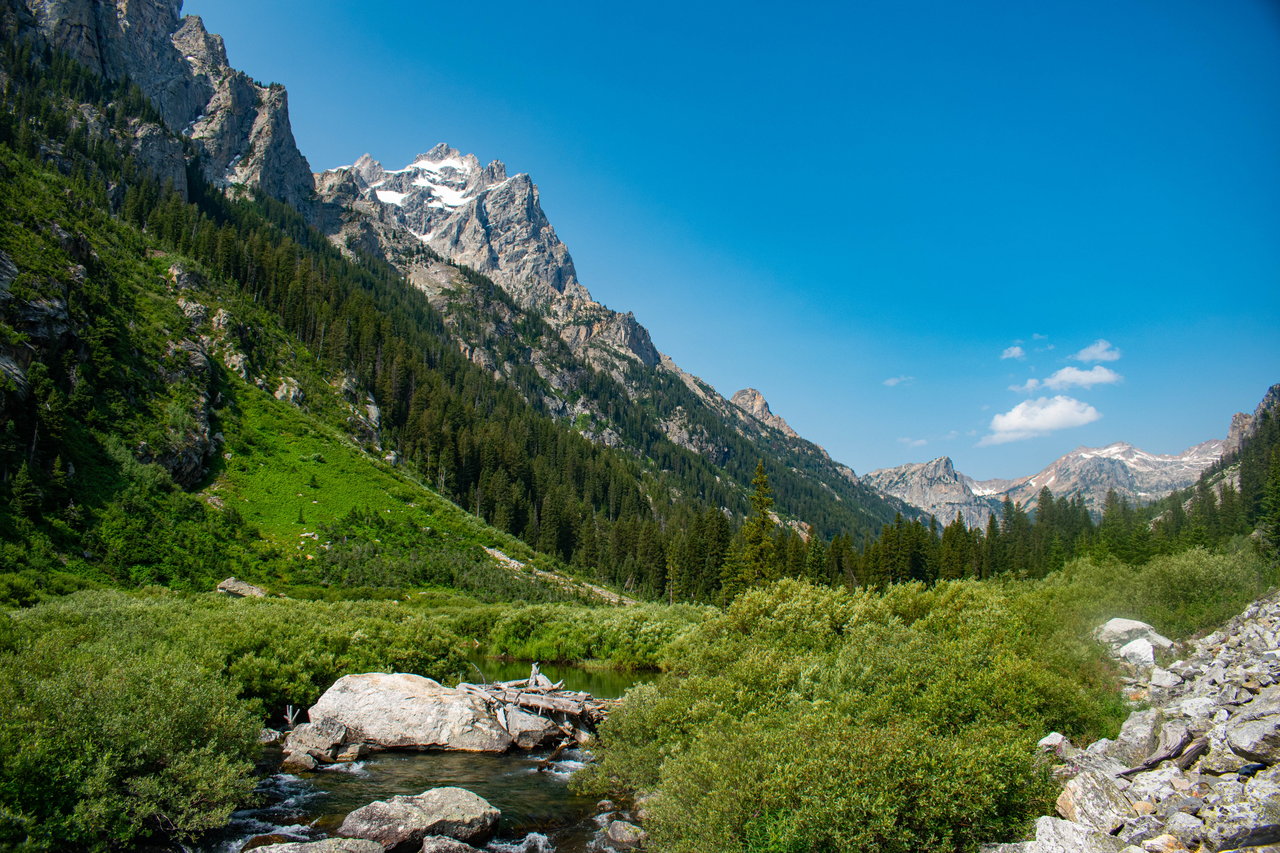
13 0 314 209
313 146 880 528
868 439 1227 526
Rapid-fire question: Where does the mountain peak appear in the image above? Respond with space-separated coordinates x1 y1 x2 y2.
730 388 799 438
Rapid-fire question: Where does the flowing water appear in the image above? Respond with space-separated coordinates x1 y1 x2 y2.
195 661 653 853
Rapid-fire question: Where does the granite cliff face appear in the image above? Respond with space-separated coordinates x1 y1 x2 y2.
1224 383 1280 458
18 0 314 208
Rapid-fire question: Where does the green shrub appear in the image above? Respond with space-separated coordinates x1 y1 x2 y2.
0 635 257 848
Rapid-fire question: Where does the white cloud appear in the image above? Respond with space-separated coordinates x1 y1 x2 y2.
897 437 927 447
1011 365 1122 394
883 375 914 387
979 395 1101 445
1000 346 1026 360
1043 365 1122 390
1072 339 1122 362
1032 333 1048 340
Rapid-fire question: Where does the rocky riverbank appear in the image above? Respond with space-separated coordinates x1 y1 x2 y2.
985 591 1280 853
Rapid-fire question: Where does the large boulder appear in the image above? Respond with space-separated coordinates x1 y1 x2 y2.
338 787 499 850
1095 618 1174 653
217 576 268 597
980 817 1131 852
306 673 514 753
252 840 384 853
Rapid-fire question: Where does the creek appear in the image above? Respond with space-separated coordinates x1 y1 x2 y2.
195 660 653 853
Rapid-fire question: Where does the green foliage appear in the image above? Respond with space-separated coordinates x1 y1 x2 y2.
0 622 258 848
481 602 708 669
580 553 1273 852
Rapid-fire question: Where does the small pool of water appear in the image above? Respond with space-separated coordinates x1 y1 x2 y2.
196 661 653 853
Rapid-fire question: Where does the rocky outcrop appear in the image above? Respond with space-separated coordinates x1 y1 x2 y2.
19 0 314 209
731 388 799 438
1223 383 1280 458
989 592 1280 852
337 787 499 850
216 577 268 598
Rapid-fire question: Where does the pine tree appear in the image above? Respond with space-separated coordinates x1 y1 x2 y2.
721 461 778 600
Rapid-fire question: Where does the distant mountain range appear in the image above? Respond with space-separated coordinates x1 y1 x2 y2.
864 384 1280 525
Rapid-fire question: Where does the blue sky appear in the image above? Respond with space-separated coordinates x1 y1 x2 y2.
186 0 1280 479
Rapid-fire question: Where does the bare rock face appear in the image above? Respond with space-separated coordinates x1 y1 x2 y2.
315 148 662 375
337 787 499 850
731 388 799 438
20 0 314 210
300 673 514 754
1223 383 1280 458
863 456 995 528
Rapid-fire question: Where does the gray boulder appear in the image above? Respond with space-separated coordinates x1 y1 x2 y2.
1056 770 1132 833
605 820 648 848
337 787 499 849
1227 714 1280 763
1095 618 1174 650
307 673 513 753
252 841 384 853
418 838 481 853
217 577 268 598
1032 816 1127 853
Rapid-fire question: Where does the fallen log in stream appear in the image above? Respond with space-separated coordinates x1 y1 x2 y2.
457 663 619 744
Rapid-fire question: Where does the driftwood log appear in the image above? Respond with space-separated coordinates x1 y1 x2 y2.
457 663 619 740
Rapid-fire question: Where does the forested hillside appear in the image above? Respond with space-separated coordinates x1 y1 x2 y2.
0 31 907 604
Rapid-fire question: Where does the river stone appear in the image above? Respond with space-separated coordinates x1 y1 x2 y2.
1056 770 1132 833
309 673 513 753
285 719 348 755
418 838 481 853
252 840 385 853
338 787 499 849
605 820 648 848
1227 714 1280 763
